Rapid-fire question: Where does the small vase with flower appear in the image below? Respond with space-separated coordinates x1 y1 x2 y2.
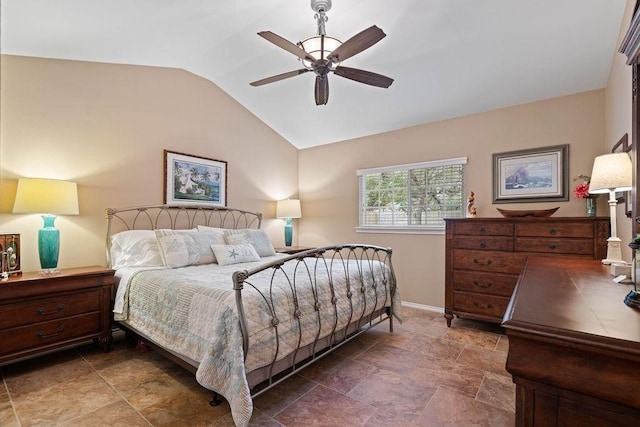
573 175 597 217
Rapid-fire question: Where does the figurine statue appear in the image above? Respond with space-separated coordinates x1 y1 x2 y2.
466 191 477 218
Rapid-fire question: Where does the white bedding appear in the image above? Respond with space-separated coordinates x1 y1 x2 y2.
114 255 399 426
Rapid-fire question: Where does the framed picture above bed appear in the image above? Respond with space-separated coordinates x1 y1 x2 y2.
164 150 227 206
492 144 569 203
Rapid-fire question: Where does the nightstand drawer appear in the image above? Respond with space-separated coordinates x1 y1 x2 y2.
0 289 101 329
0 312 101 356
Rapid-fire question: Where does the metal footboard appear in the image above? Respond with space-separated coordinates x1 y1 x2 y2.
232 244 397 394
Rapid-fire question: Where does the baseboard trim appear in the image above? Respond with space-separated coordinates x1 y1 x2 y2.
400 301 443 313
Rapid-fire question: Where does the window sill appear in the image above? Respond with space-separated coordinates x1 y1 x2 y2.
355 226 444 235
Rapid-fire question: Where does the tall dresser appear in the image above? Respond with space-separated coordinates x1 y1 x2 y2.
444 217 609 326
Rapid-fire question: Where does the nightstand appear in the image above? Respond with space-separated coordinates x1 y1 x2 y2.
0 266 115 366
275 246 315 254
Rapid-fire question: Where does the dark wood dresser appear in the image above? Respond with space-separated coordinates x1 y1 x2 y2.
0 266 114 365
444 217 609 326
503 256 640 426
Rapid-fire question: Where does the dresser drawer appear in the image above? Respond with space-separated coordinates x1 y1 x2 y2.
452 236 514 251
453 222 514 236
453 250 527 274
0 312 101 356
0 289 101 330
515 238 593 256
452 292 511 318
516 222 594 238
452 271 518 297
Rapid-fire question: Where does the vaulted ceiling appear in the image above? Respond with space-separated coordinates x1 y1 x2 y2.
1 0 627 149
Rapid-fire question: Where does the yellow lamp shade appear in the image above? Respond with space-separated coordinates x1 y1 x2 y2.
13 178 79 215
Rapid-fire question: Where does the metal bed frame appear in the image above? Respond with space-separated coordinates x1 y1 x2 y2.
106 204 396 410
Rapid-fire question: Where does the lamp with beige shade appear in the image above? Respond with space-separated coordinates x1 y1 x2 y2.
588 153 633 265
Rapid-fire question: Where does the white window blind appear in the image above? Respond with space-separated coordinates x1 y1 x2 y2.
357 157 467 232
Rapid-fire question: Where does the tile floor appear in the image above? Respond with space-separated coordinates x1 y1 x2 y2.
0 307 514 426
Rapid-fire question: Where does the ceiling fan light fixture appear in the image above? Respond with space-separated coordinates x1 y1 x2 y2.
298 35 342 69
250 0 393 105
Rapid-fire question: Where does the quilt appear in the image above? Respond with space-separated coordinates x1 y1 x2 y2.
114 255 400 426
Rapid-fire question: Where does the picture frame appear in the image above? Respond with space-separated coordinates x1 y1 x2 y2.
164 150 227 206
492 144 569 203
0 233 21 276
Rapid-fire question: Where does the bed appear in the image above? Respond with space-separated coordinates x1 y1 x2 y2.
106 204 400 426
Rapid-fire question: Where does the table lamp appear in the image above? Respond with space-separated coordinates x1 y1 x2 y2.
276 199 302 247
12 178 79 272
588 153 633 264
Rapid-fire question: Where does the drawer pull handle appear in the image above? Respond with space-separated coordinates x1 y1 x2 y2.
479 242 486 249
550 228 557 235
36 326 64 339
473 280 493 288
472 258 492 265
479 227 486 234
37 304 65 315
549 244 556 250
472 301 493 309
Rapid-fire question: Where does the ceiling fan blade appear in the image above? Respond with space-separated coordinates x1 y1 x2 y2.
334 66 394 88
250 69 310 87
258 31 316 63
326 25 386 63
315 75 329 105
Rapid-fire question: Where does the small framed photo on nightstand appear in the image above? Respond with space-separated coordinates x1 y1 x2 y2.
0 233 21 276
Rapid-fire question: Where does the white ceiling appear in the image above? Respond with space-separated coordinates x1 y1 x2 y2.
0 0 627 149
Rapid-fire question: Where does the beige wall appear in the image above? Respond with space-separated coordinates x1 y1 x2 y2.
299 90 607 308
606 0 636 261
2 0 637 310
0 55 299 272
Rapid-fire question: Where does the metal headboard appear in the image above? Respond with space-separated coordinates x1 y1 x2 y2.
105 204 263 268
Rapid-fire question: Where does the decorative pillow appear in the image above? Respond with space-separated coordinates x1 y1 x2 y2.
110 230 163 269
211 244 261 266
223 229 276 257
197 225 225 236
155 230 224 268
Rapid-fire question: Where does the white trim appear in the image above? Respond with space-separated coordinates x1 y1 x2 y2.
401 301 444 313
355 226 445 235
356 156 468 176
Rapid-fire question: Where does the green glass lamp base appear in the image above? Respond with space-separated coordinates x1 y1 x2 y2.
284 218 293 247
38 214 60 271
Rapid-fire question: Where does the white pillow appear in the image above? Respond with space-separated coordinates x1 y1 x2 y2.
211 244 261 266
155 230 224 268
110 230 163 269
223 229 276 257
197 225 225 236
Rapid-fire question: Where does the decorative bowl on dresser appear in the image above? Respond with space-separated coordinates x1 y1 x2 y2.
444 217 609 326
0 266 115 365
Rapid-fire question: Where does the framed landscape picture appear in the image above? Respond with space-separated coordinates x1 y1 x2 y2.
492 144 568 203
164 150 227 206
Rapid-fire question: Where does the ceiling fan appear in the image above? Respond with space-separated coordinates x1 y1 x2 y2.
250 0 394 106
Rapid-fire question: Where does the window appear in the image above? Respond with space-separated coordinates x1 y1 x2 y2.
357 157 467 233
